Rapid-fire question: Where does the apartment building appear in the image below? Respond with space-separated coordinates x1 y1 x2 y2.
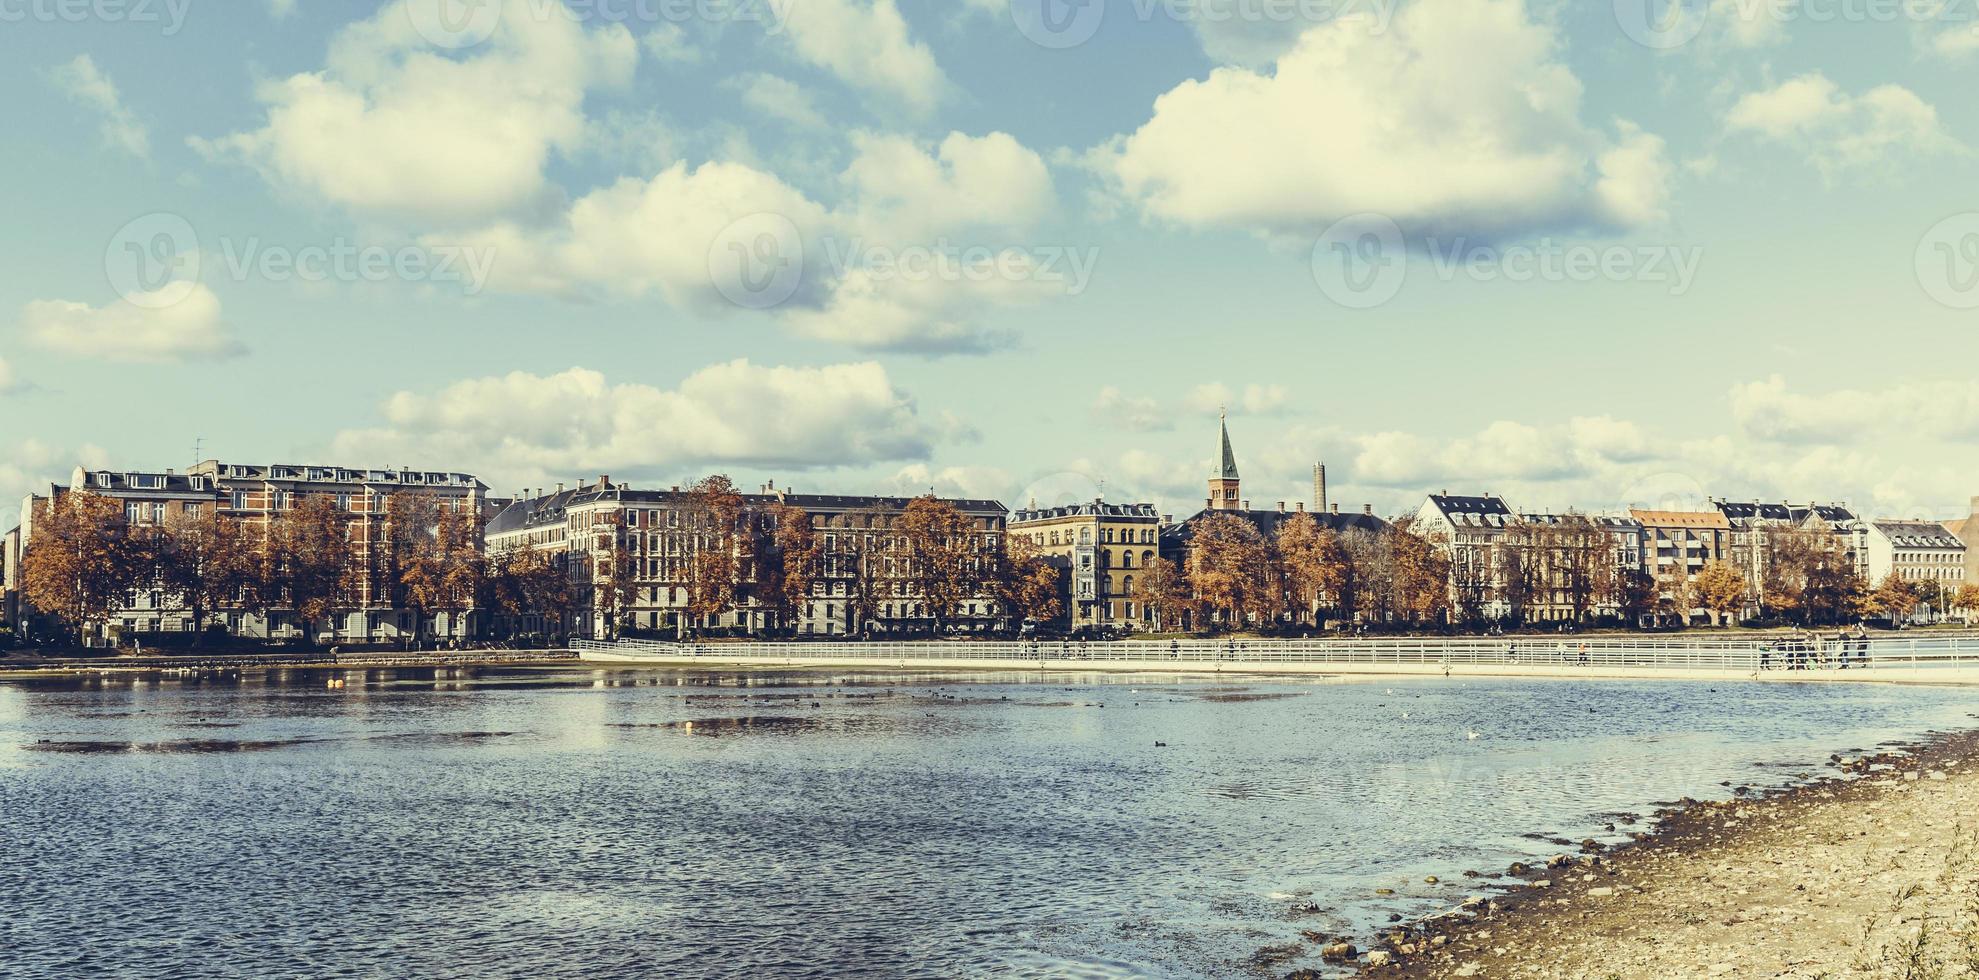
485 478 1010 639
17 461 488 644
1865 519 1966 603
1008 499 1163 630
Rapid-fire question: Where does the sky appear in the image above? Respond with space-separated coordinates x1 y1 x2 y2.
3 0 1978 524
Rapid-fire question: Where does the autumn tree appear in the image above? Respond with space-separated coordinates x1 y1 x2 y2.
1387 517 1451 628
994 534 1064 628
1761 524 1866 625
1868 574 1919 625
1956 583 1979 625
835 508 890 636
900 496 976 633
1185 513 1278 630
683 475 745 630
1654 560 1692 626
1552 515 1611 623
1277 514 1348 627
156 505 250 644
269 496 354 646
1131 555 1192 632
1693 559 1748 626
403 502 483 642
1607 567 1657 626
755 501 819 635
378 493 440 640
517 549 582 641
20 491 144 643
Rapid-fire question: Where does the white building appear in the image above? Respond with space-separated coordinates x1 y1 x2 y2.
1864 520 1965 621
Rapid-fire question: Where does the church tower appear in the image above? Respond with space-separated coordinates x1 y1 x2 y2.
1208 413 1241 511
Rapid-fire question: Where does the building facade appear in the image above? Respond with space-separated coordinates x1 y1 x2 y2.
17 461 489 645
1865 519 1966 621
1008 500 1163 630
485 479 1011 639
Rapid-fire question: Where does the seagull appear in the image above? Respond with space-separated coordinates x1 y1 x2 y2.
1467 730 1482 741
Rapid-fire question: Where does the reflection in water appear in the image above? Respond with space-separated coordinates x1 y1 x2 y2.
0 666 1971 979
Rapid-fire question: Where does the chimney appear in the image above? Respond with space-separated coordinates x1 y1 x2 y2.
1277 501 1286 512
1206 497 1213 509
1363 504 1373 515
1313 463 1328 513
597 475 612 490
1241 500 1250 510
1296 501 1305 513
1331 503 1340 514
1441 489 1449 498
1162 514 1173 525
556 483 565 494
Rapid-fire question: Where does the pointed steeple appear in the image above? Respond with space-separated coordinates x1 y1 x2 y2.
1208 413 1242 511
1217 412 1240 480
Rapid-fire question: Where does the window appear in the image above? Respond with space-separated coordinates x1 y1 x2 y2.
335 493 352 511
125 502 143 523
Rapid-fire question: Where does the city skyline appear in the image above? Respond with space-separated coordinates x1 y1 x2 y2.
6 0 1979 522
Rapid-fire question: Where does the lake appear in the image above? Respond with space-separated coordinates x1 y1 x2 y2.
1 667 1971 979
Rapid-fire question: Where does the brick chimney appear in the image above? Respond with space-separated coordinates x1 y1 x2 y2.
597 475 612 490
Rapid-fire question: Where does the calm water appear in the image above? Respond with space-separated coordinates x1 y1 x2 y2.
1 667 1973 979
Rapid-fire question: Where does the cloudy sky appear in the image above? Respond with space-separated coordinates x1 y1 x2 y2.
4 0 1978 522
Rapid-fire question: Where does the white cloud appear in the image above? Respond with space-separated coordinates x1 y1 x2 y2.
730 73 828 129
331 360 950 491
266 0 297 17
841 131 1055 242
1184 382 1289 416
20 283 242 363
884 463 1013 501
1724 74 1959 178
1091 386 1171 433
0 440 110 516
449 160 833 306
195 0 637 225
1730 375 1979 444
50 55 149 159
779 0 947 116
1093 0 1670 241
1708 0 1795 47
642 22 705 64
0 357 15 394
451 132 1059 354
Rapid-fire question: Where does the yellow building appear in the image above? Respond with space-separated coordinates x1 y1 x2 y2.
1009 499 1164 631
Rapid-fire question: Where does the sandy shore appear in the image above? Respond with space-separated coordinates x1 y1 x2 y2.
1345 727 1979 979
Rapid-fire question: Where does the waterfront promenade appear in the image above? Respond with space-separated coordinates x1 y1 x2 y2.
572 634 1979 685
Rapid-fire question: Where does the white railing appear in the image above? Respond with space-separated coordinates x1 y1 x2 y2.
571 634 1979 672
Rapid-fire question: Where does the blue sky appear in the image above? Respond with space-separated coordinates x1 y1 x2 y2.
4 0 1978 522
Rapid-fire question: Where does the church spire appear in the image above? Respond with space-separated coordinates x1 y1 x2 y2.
1208 413 1242 511
1217 412 1240 481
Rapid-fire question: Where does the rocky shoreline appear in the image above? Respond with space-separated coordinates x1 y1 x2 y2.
1320 725 1979 979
